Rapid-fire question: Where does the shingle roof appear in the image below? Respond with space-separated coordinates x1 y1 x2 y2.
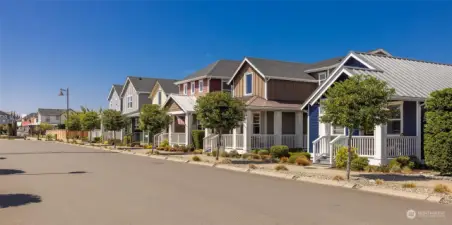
113 84 123 95
181 60 241 81
0 110 8 116
37 108 69 116
305 57 343 71
246 57 316 81
346 52 452 99
157 79 179 94
126 77 179 94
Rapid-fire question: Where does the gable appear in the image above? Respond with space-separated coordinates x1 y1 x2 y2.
121 79 136 98
165 99 182 112
149 82 162 99
344 57 368 68
232 62 265 98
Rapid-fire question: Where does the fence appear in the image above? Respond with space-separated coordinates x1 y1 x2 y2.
387 136 417 157
46 130 88 140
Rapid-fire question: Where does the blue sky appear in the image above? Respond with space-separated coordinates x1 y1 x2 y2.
1 1 452 114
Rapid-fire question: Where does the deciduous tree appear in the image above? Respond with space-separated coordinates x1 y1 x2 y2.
139 104 172 145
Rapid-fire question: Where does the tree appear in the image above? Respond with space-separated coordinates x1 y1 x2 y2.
38 122 53 140
195 92 246 160
80 110 100 141
320 75 395 180
66 112 82 131
139 104 172 146
424 88 452 175
102 109 126 147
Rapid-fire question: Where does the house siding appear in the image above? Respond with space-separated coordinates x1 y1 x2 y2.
109 91 122 112
232 63 265 98
177 78 210 96
403 101 417 136
209 79 222 92
38 113 67 125
167 99 182 112
151 85 169 106
267 80 318 103
122 83 139 114
139 94 152 111
282 112 295 134
308 104 320 153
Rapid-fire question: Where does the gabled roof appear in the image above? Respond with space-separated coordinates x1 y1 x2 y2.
156 79 179 94
302 51 452 108
0 110 9 116
108 84 123 101
241 96 302 111
304 57 343 73
175 60 241 84
228 57 317 84
120 76 178 97
163 94 197 113
37 108 70 116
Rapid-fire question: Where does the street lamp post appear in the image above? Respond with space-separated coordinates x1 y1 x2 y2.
58 88 69 142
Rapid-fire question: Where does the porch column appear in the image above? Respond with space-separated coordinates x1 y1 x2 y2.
232 127 237 150
374 124 387 165
295 111 303 148
415 101 422 160
205 128 211 137
168 115 174 144
185 114 192 146
274 111 282 145
243 110 253 152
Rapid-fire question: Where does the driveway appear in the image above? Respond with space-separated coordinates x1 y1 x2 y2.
0 140 451 225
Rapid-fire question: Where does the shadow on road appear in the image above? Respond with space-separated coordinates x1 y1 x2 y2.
0 151 117 155
356 173 434 182
0 157 6 160
0 194 42 208
0 169 25 175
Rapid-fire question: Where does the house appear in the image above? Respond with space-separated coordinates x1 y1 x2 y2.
37 108 70 126
157 60 241 146
108 84 123 112
302 50 452 166
149 80 180 106
0 110 14 125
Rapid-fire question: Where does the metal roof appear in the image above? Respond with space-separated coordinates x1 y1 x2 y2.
165 94 197 112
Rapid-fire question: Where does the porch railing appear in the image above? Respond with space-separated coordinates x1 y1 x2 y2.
203 134 218 151
312 136 331 162
170 133 186 146
236 134 244 149
154 133 169 147
330 136 375 157
251 134 275 149
282 135 296 148
387 136 417 158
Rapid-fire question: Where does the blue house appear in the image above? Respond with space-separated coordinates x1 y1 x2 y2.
301 50 452 165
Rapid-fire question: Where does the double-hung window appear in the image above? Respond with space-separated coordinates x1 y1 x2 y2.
318 72 327 85
199 80 203 92
183 84 188 95
387 102 403 135
191 82 195 95
244 73 252 95
252 113 260 134
127 95 133 109
157 91 162 105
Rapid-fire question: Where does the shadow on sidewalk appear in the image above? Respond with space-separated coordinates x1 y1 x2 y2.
0 194 42 208
0 169 25 175
0 169 88 176
0 157 6 160
355 173 434 182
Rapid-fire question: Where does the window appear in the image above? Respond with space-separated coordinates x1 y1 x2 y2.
127 95 133 108
157 91 162 105
244 73 252 95
55 115 60 121
387 103 403 135
318 72 327 85
45 117 50 122
183 84 188 95
109 102 113 109
252 113 260 134
331 125 345 135
199 80 204 92
231 83 234 96
191 82 195 94
222 80 231 92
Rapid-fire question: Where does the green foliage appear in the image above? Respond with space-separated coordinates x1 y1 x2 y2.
192 155 201 162
102 109 127 133
289 152 311 160
38 123 53 134
220 151 229 158
228 150 240 158
274 164 288 171
194 91 245 134
80 111 100 131
364 165 378 172
211 150 217 157
139 104 172 143
388 156 419 172
93 137 101 143
351 157 369 171
45 134 54 141
257 149 269 156
193 149 203 154
251 149 259 154
269 145 289 158
389 164 402 173
65 112 82 131
401 166 412 174
296 157 311 166
335 146 358 169
424 88 452 174
159 139 169 147
191 130 205 150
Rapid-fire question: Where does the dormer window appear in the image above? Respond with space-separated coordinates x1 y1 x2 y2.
244 73 252 95
183 84 188 95
318 72 327 85
191 82 195 94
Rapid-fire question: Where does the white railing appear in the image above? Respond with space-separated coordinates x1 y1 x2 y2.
236 134 244 149
330 135 375 157
251 134 275 149
154 133 169 147
223 134 234 149
387 136 417 157
170 133 186 146
312 136 331 162
282 135 296 148
203 134 218 151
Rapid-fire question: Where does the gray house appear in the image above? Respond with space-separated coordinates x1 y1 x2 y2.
0 110 14 125
107 84 123 112
37 108 72 126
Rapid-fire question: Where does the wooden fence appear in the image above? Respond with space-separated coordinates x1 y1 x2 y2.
46 130 88 140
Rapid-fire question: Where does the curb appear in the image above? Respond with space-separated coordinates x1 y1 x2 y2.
249 169 296 180
166 157 190 163
215 164 250 173
188 161 217 167
359 186 432 201
296 176 348 187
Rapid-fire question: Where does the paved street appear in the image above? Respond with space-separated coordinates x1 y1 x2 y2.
0 140 451 225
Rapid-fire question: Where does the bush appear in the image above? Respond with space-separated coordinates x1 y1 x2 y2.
296 157 311 166
193 149 203 154
160 139 169 147
251 149 259 154
220 151 229 158
351 157 369 171
45 134 53 141
274 164 288 171
364 165 378 172
258 149 269 156
248 153 261 160
376 165 390 173
144 145 153 149
425 88 452 175
93 137 101 143
401 166 412 174
335 146 358 169
249 164 258 170
375 179 384 185
402 182 416 188
220 158 232 164
228 150 240 158
279 157 289 163
270 145 289 158
333 175 344 181
191 130 205 150
434 184 451 193
390 164 402 173
206 152 212 156
242 153 251 159
212 150 217 157
289 152 311 162
192 155 201 162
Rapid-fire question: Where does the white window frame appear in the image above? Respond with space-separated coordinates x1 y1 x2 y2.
244 72 253 96
387 101 404 136
183 84 188 95
157 91 162 105
318 71 327 85
199 80 204 92
127 95 133 109
221 79 231 92
252 112 260 134
191 82 195 95
331 125 346 135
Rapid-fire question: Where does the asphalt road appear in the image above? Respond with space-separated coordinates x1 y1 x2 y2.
0 140 451 225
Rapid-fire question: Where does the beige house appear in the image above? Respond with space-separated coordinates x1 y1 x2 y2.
149 80 180 107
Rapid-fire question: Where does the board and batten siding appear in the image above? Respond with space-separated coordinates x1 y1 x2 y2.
232 64 265 98
122 83 139 114
166 99 182 112
267 80 318 103
308 104 320 153
109 91 122 112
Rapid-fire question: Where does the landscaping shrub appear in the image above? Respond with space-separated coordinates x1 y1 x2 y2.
241 153 251 159
351 157 369 171
159 139 169 147
376 165 390 173
251 149 259 154
390 164 402 173
220 158 232 164
179 145 189 153
270 145 289 158
187 144 195 152
279 157 289 163
401 166 412 174
335 146 358 169
424 88 452 175
375 179 384 185
434 184 451 193
220 151 229 158
364 165 378 172
45 134 53 141
402 182 416 188
274 164 288 171
206 152 212 156
333 175 345 181
257 149 269 156
296 157 311 166
93 137 101 143
193 149 203 154
212 150 217 157
191 130 205 150
249 164 258 170
192 155 201 162
288 154 305 164
228 150 240 158
288 148 305 153
144 145 153 149
248 153 261 160
289 152 311 160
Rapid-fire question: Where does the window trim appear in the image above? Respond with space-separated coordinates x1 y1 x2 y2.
331 125 346 135
191 82 195 95
252 112 260 134
199 80 204 92
318 71 327 85
183 84 188 95
244 72 253 96
127 95 133 109
387 101 404 136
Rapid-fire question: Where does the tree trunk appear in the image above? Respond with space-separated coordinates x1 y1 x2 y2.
347 130 353 181
113 131 116 149
216 129 222 161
